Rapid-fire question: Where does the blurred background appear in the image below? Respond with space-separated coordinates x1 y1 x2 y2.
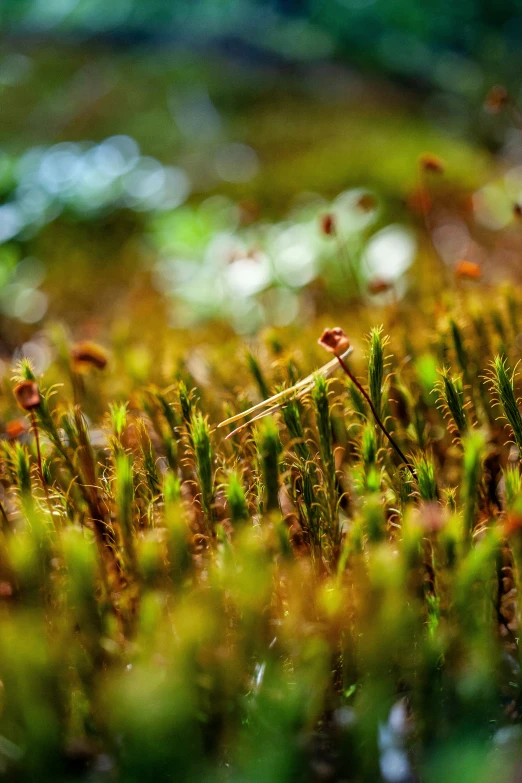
1 0 522 360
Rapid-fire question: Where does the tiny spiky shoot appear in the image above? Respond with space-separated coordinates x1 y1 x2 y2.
281 399 310 462
413 455 438 502
163 472 191 584
443 487 458 514
226 471 250 527
301 461 321 555
109 401 128 438
108 402 128 461
450 319 468 376
490 355 522 452
246 352 270 400
361 422 377 468
74 408 97 489
155 391 181 437
10 442 33 514
312 374 334 480
395 466 415 512
367 326 387 419
36 394 68 457
311 374 342 553
13 357 37 383
192 413 215 530
436 367 468 438
142 392 179 472
178 380 194 430
255 416 281 514
363 493 386 542
136 420 161 496
116 454 137 574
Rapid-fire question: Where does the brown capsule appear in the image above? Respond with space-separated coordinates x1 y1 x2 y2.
356 193 377 212
514 203 522 218
320 213 336 236
454 260 481 281
318 327 351 357
71 341 108 372
13 380 41 411
419 153 445 174
5 419 27 439
367 277 393 295
246 247 263 262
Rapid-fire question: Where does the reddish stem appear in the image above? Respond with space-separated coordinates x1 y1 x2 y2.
336 354 416 478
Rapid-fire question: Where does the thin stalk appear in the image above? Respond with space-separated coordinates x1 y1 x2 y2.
336 234 362 297
336 355 415 478
31 410 53 516
416 163 448 286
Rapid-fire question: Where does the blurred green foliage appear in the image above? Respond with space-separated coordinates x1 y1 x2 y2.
2 0 522 95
